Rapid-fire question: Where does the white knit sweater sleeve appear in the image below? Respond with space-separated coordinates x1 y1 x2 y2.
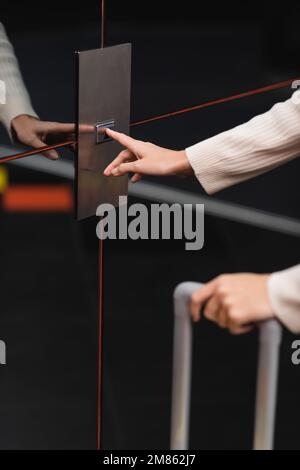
186 92 300 194
268 265 300 333
186 91 300 333
0 22 38 136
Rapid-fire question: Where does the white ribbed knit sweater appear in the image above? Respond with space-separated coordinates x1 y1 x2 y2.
186 91 300 333
0 22 37 134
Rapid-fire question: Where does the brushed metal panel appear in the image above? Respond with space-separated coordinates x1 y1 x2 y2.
75 44 131 220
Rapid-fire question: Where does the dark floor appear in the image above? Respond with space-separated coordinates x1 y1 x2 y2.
0 18 299 449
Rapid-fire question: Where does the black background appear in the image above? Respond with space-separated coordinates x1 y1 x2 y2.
0 0 299 450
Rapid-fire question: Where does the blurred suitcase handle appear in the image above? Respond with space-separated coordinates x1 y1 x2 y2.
171 282 282 450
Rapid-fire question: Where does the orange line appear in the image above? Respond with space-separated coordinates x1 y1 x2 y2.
3 185 73 212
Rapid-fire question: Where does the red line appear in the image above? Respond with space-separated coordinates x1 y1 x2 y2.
97 0 106 451
0 140 75 164
130 77 300 127
97 238 104 450
1 77 299 165
101 0 106 48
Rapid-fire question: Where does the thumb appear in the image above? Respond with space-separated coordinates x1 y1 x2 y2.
111 161 140 176
189 280 216 322
31 137 59 160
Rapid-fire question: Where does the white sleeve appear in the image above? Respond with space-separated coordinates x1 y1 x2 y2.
186 92 300 194
0 22 38 137
268 265 300 333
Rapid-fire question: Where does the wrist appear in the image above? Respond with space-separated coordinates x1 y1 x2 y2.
11 114 38 126
261 274 274 319
173 150 193 175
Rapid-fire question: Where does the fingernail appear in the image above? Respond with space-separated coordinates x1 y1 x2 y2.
111 168 119 176
49 152 59 160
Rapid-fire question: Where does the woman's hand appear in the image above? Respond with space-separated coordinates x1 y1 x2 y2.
190 273 274 335
103 128 193 183
11 114 75 160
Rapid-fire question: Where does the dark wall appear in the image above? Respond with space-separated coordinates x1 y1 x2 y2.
0 0 291 27
2 0 299 68
0 0 299 451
